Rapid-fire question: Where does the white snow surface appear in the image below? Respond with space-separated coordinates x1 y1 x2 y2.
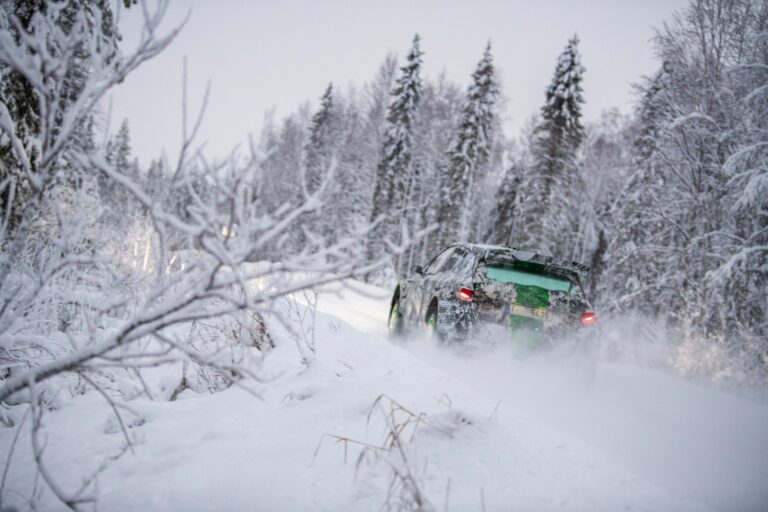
2 280 767 511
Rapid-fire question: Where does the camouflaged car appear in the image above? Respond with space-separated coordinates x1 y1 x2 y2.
387 243 596 345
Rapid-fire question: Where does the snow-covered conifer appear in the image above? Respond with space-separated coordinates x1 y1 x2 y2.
514 35 586 256
598 1 768 380
0 0 123 230
485 165 521 246
366 34 424 277
303 83 337 196
433 42 499 250
114 119 134 177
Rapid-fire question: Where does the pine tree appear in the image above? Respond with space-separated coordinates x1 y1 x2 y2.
632 68 668 162
303 83 337 196
485 164 521 246
601 69 672 312
114 119 133 176
433 42 499 250
145 158 168 204
515 35 586 256
366 34 424 277
330 103 367 237
572 109 633 297
600 0 768 375
362 54 398 174
99 119 141 223
539 35 586 163
407 74 464 266
296 83 342 248
0 0 125 231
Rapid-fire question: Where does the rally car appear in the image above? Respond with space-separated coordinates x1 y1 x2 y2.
387 243 595 345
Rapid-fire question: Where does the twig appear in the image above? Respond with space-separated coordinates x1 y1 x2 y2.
0 406 30 507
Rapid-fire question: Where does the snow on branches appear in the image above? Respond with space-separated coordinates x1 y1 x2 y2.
0 1 413 507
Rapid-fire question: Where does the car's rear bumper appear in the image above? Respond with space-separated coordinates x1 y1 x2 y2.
439 299 590 344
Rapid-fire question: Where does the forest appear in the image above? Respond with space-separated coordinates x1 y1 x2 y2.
156 1 765 383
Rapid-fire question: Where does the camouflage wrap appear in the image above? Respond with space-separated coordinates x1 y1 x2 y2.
436 299 478 338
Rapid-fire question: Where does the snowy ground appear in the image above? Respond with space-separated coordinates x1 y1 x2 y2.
2 281 767 511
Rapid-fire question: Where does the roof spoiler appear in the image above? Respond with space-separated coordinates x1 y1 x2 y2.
482 247 591 275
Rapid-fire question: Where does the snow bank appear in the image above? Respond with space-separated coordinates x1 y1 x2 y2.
1 281 766 511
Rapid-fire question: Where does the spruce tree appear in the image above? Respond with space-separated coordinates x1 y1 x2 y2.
113 119 141 189
303 83 336 196
515 35 585 255
412 75 465 267
537 35 585 170
0 0 125 231
366 34 423 277
632 68 668 162
100 119 141 223
485 164 521 246
602 69 672 311
433 43 499 250
114 119 133 176
295 83 339 249
145 158 166 203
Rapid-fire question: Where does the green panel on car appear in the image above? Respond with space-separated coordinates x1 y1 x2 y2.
485 266 572 293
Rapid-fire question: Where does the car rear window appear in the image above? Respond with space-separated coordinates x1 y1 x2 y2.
485 266 573 294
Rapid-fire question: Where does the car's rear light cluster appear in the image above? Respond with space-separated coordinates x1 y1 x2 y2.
581 312 596 325
458 288 474 301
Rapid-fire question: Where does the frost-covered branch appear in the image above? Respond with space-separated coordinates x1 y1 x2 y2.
0 1 419 508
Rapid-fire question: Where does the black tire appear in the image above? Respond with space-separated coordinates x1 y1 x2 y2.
388 295 404 339
425 303 444 342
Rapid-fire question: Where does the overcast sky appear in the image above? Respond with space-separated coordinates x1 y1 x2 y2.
110 0 689 165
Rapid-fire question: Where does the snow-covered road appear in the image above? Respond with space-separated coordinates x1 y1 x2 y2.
320 281 768 512
404 326 768 512
2 281 767 511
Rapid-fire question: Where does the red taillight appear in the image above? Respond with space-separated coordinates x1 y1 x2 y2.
581 312 596 325
458 288 474 301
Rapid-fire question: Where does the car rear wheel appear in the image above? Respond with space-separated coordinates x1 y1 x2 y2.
388 300 404 339
425 306 443 341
